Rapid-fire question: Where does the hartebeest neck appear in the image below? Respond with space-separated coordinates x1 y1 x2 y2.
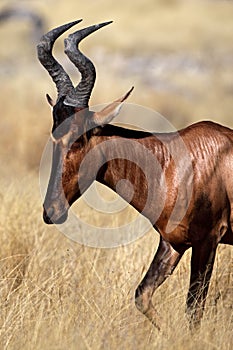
93 124 172 226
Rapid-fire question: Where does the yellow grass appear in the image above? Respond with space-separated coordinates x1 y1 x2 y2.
0 177 232 349
0 0 232 349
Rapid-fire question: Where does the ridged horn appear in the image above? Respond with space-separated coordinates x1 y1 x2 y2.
64 21 113 108
37 20 82 100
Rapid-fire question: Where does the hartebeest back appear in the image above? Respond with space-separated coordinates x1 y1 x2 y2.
37 20 233 329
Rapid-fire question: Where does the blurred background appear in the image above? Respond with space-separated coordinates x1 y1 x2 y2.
0 0 233 174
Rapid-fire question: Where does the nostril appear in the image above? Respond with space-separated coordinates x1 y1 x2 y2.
43 206 54 224
43 205 68 225
46 207 54 220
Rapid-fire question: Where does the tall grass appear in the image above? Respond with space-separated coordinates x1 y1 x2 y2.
0 177 232 349
0 0 232 348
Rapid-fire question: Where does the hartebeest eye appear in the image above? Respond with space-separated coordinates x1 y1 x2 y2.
51 123 83 150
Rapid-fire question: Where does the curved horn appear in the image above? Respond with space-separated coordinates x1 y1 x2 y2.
64 21 113 108
37 20 82 100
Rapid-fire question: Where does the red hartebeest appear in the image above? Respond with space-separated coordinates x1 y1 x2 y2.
37 20 233 329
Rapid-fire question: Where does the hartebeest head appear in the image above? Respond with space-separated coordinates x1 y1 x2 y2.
37 20 133 224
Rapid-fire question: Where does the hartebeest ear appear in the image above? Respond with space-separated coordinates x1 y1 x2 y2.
46 93 55 107
92 87 134 126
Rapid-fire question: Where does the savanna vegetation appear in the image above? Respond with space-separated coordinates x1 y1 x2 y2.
0 0 232 349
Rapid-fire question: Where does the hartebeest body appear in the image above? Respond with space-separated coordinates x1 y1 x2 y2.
37 21 233 329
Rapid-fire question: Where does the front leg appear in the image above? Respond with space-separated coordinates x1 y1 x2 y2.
135 236 186 329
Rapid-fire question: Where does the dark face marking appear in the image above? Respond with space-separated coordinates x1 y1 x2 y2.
43 107 98 224
52 97 75 138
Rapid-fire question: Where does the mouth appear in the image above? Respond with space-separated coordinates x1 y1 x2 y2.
43 208 68 225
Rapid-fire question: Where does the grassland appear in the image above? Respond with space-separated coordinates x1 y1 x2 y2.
0 0 232 349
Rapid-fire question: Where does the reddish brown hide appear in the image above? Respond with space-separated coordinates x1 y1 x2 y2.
37 21 232 330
